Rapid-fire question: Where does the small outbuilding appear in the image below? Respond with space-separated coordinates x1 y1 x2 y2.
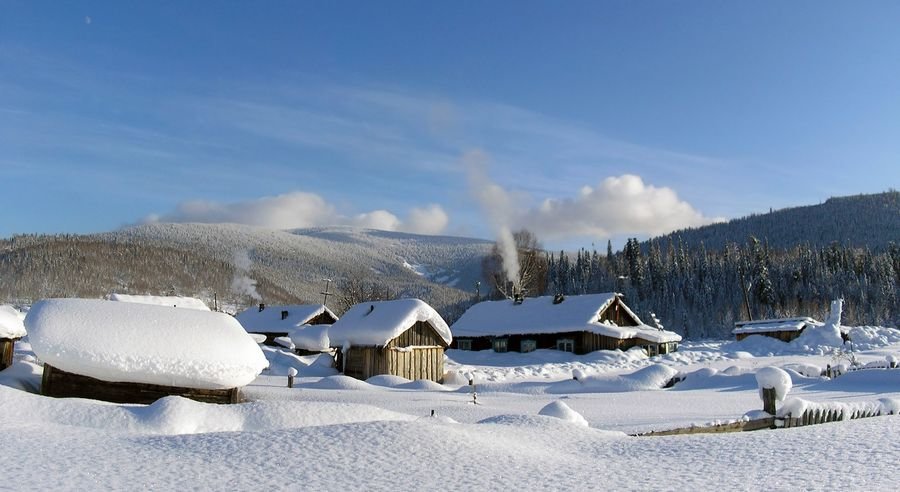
329 298 451 383
1 305 27 371
733 317 820 342
26 298 268 404
451 293 681 356
236 303 338 348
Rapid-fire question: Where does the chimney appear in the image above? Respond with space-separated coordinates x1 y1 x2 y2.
258 303 266 312
281 310 289 320
553 294 565 305
513 293 524 305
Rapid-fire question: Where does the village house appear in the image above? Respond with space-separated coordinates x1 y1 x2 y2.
235 303 338 349
451 293 681 356
1 305 27 371
732 317 821 342
25 298 267 404
329 298 451 383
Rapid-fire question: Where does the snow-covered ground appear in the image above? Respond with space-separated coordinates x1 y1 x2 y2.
3 323 900 490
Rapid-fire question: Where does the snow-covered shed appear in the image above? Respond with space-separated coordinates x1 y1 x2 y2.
26 299 267 404
329 298 451 382
732 317 820 342
1 305 27 371
451 293 681 356
235 303 338 348
109 293 211 311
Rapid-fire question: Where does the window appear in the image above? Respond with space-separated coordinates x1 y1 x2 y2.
556 338 574 353
520 339 536 353
457 339 472 351
492 338 508 353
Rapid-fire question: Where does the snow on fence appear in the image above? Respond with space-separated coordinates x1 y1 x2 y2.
778 398 900 428
637 365 900 437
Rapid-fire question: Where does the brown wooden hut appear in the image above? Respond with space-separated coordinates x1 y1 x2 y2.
26 298 268 404
733 317 819 342
451 293 681 356
329 299 451 382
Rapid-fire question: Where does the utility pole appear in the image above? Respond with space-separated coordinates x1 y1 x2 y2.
320 278 332 307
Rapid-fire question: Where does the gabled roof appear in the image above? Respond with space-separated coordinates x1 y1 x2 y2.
235 304 337 333
451 293 682 343
733 317 820 335
109 293 210 311
328 298 451 348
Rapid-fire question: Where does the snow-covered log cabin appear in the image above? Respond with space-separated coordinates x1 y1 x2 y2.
328 299 451 383
236 303 338 349
1 305 27 370
450 293 681 356
732 317 821 342
26 299 268 404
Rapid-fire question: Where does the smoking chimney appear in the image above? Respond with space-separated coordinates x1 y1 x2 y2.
258 303 266 312
281 310 289 320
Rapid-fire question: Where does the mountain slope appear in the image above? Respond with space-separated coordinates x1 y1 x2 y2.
654 191 900 251
1 224 493 320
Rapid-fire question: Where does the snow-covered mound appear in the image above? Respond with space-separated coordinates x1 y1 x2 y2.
0 305 26 339
538 401 589 427
109 293 210 311
25 299 267 389
289 324 331 352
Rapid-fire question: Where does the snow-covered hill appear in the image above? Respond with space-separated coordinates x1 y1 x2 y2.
1 223 492 319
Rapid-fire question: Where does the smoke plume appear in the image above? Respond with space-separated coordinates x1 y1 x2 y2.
463 150 520 287
231 250 262 301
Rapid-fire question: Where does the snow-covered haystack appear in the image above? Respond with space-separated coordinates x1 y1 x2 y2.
25 299 267 389
1 305 27 339
109 293 211 311
756 367 792 402
538 401 589 427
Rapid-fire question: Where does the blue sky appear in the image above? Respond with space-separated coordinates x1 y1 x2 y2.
2 1 898 250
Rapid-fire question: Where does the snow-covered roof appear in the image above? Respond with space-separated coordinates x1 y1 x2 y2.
235 304 337 333
451 293 681 343
0 305 27 339
592 323 683 343
733 317 819 335
328 298 451 347
109 293 211 311
25 299 267 389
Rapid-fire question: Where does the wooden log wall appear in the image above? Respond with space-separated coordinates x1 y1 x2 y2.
41 364 242 405
1 339 16 370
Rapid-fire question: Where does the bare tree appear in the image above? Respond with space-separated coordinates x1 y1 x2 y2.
335 271 395 315
482 229 549 299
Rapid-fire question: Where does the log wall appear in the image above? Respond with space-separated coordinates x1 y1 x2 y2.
41 364 243 405
1 338 16 370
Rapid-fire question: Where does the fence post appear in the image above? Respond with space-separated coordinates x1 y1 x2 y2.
762 387 777 415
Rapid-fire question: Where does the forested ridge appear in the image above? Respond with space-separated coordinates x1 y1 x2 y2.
544 191 900 337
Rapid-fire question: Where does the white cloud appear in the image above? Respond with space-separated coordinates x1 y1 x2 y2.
143 191 450 235
522 174 720 239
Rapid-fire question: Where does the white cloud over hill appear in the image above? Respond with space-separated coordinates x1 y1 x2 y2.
142 192 450 236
